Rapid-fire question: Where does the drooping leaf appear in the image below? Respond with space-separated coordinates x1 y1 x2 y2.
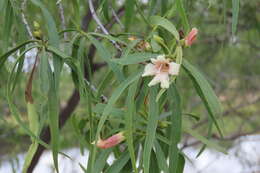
182 59 223 136
167 84 182 173
105 152 130 173
3 0 14 50
154 140 169 173
143 86 159 173
232 0 240 36
0 40 37 69
22 142 39 173
125 0 135 31
86 35 125 81
47 75 60 173
91 70 142 173
93 149 113 173
113 52 158 65
176 0 190 32
125 81 139 173
183 126 227 154
150 16 180 40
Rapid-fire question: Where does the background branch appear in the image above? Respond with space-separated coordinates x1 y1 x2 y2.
21 0 34 39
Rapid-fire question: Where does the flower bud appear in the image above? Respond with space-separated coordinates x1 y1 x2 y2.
93 132 125 149
184 28 198 46
33 21 40 30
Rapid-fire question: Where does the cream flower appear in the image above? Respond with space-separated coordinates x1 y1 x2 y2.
142 55 180 88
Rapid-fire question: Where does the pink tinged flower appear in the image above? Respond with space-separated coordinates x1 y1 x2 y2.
93 132 125 149
142 55 180 89
184 28 198 46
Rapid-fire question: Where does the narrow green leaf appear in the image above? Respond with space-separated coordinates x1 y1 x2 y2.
27 103 40 136
125 81 139 173
113 52 158 65
121 39 140 59
47 46 70 59
105 152 130 173
93 149 112 173
22 102 40 173
143 87 159 173
22 142 38 173
0 40 37 69
48 74 60 173
182 59 223 136
149 150 160 173
125 0 135 31
92 70 142 172
167 84 182 173
6 95 50 149
97 70 113 99
176 153 185 173
0 0 7 12
88 32 126 45
160 0 168 15
31 0 62 91
150 16 180 40
86 35 125 81
148 0 158 16
183 113 200 121
196 120 213 158
183 126 227 154
9 45 40 93
93 104 124 118
39 49 50 94
176 0 190 32
102 0 110 21
232 0 240 35
3 0 14 50
154 140 169 173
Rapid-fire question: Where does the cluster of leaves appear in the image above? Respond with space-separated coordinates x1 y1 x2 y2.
1 0 253 172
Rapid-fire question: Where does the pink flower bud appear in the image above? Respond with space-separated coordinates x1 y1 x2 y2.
93 132 125 149
184 28 198 46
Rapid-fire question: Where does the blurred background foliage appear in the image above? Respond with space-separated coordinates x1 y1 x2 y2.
0 0 259 171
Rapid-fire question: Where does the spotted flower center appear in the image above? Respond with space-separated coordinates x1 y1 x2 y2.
155 61 170 73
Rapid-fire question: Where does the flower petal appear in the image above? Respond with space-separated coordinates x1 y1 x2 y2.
142 63 157 77
168 62 180 75
148 75 161 86
157 54 166 61
148 72 169 88
158 73 170 88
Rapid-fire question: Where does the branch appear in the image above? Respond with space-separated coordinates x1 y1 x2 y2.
88 0 122 51
84 79 108 102
57 1 68 40
21 0 34 39
110 6 124 29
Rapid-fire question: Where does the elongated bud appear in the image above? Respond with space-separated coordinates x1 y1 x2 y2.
153 35 164 44
92 132 125 149
33 21 40 30
184 28 198 46
128 36 137 41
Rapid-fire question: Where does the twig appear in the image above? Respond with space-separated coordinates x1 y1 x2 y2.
57 1 68 40
88 0 122 51
84 79 108 102
21 0 34 39
110 6 124 29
